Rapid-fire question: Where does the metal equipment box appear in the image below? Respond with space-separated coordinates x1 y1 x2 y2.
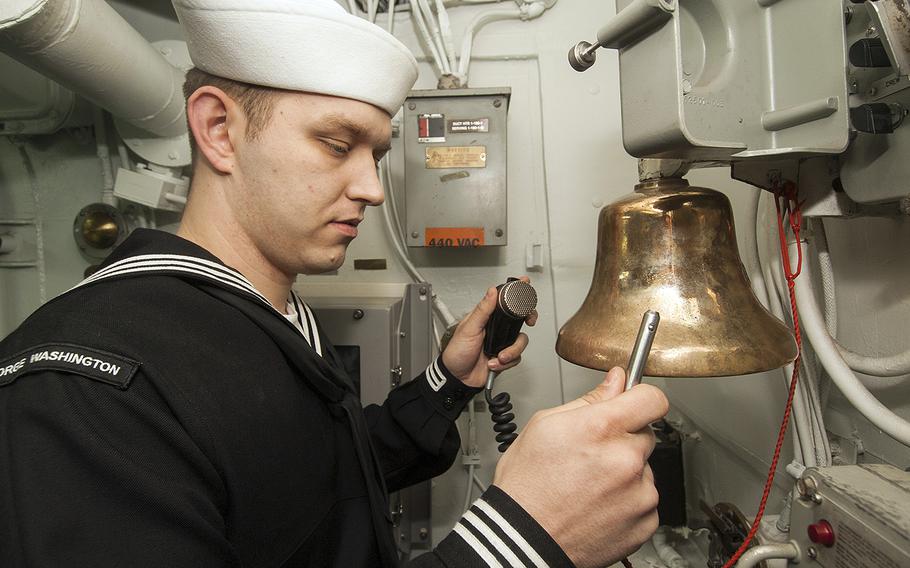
303 283 435 557
790 464 910 568
611 0 849 160
402 88 510 248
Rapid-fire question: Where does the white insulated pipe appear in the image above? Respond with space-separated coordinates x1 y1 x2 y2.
791 240 910 447
734 543 799 568
0 0 187 138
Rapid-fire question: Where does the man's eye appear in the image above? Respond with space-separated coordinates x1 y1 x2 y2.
322 140 349 155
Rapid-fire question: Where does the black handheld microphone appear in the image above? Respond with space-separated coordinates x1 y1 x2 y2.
483 278 537 453
483 278 538 358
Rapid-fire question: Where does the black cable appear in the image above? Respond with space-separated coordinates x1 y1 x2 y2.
485 382 517 453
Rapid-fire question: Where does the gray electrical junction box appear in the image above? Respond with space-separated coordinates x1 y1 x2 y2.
402 87 510 248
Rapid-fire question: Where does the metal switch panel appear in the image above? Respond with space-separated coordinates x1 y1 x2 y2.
402 88 510 248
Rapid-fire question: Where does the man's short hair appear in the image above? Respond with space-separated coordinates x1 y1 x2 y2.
182 67 280 163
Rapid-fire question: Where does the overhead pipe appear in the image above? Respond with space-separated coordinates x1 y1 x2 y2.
0 0 187 138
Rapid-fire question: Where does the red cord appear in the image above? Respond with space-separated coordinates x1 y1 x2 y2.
720 182 804 568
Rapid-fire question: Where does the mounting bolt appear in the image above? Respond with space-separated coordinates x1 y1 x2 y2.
797 476 819 501
352 309 364 320
419 527 429 540
807 546 818 559
419 286 428 295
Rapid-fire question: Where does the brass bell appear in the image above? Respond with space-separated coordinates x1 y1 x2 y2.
556 177 797 377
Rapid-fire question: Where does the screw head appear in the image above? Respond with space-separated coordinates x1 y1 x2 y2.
408 102 416 110
419 527 429 540
411 231 419 239
807 546 818 559
495 228 504 237
353 309 364 320
493 99 502 108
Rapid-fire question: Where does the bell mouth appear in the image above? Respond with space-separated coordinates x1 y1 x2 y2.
556 179 797 378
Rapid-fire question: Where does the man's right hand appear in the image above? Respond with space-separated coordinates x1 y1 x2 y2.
492 367 669 568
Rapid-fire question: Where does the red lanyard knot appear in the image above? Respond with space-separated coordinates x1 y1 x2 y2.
773 180 804 283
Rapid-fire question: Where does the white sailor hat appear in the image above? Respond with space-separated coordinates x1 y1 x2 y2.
172 0 419 116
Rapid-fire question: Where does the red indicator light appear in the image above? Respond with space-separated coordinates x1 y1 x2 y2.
807 519 835 548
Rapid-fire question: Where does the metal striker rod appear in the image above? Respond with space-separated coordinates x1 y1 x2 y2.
625 310 660 391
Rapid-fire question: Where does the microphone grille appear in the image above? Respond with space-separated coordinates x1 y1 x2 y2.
501 281 538 318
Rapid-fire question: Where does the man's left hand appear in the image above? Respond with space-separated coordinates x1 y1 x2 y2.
441 277 538 388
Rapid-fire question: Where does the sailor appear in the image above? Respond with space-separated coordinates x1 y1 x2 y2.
0 1 668 566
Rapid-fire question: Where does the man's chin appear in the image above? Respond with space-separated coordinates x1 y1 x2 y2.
298 252 346 275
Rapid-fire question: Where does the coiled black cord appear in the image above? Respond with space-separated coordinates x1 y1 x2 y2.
485 387 518 453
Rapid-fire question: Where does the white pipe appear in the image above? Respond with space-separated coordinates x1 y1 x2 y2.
457 3 547 81
93 108 116 206
0 0 187 138
734 542 799 568
792 239 910 447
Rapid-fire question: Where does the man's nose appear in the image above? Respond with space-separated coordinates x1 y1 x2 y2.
347 154 385 206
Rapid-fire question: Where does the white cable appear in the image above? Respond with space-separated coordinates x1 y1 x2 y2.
760 239 813 466
382 157 407 244
380 158 458 327
387 0 396 33
435 0 458 74
765 232 831 467
791 239 910 447
411 0 448 75
757 192 823 467
418 0 451 74
811 218 837 337
809 220 910 377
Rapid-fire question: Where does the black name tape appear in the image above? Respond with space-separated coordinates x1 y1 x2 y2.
0 343 140 390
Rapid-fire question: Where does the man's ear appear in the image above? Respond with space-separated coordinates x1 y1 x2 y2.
186 86 246 174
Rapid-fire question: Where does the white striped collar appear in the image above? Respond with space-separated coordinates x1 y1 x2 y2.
71 253 323 356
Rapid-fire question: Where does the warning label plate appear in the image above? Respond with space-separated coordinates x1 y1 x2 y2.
425 146 486 169
424 228 485 247
449 118 489 133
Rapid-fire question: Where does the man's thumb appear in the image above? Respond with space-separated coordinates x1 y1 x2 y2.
581 366 626 404
538 367 626 418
